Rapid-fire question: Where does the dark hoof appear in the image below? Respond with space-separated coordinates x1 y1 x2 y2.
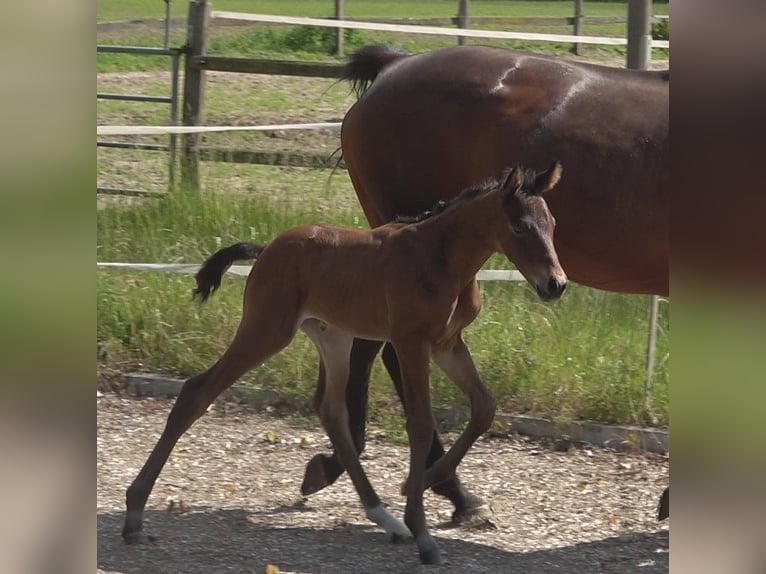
451 494 492 526
390 532 413 544
300 453 341 496
122 531 156 544
657 487 669 521
419 546 445 566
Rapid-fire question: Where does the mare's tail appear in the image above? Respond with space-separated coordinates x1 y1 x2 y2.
344 45 409 98
193 242 265 302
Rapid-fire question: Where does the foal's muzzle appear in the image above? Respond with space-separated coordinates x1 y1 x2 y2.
537 276 567 301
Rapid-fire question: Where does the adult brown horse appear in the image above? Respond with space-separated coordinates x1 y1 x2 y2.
301 45 669 522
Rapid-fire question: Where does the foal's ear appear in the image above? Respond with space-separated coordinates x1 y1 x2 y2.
502 166 525 193
533 161 563 195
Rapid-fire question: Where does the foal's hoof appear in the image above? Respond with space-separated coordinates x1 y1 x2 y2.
122 530 156 545
300 454 336 496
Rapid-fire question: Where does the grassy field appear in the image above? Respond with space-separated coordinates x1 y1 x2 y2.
97 168 669 427
97 1 669 428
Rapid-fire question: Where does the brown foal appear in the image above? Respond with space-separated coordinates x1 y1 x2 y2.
122 163 567 565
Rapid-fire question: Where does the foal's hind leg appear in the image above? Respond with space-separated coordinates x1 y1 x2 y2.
302 322 410 541
301 338 383 496
122 308 298 543
381 342 489 523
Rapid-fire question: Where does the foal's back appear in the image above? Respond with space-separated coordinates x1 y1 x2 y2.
245 223 403 339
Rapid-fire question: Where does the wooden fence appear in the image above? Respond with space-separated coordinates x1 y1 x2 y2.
171 1 667 189
98 1 669 189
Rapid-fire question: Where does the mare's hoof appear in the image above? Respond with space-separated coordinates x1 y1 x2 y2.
451 499 492 526
122 531 156 544
390 532 413 544
419 547 445 566
657 487 669 521
300 454 335 496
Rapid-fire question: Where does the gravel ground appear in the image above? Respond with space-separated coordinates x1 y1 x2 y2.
97 395 668 573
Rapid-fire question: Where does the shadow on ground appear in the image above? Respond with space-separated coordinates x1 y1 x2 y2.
98 507 668 574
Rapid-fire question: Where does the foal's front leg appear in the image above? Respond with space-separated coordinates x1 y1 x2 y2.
381 342 489 522
393 336 444 565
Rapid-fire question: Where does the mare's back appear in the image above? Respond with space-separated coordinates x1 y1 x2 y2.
341 46 669 294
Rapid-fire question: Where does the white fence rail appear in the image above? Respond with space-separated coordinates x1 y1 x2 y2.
97 122 342 136
96 262 526 282
211 11 670 49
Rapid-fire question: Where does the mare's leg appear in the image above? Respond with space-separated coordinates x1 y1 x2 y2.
381 342 489 523
419 335 496 493
122 304 298 543
303 321 410 541
301 338 384 496
393 336 443 565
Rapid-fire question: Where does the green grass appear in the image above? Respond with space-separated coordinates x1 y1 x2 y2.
97 166 362 262
97 183 669 427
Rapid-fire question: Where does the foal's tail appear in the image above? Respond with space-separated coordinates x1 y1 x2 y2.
344 45 410 98
193 242 265 302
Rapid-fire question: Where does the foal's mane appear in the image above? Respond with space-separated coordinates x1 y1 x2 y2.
393 166 538 224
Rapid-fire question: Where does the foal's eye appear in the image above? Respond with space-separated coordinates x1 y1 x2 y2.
511 223 526 236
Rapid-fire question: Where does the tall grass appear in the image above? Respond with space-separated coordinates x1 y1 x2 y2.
97 180 668 426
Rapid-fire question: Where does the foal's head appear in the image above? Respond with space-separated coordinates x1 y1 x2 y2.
495 162 567 301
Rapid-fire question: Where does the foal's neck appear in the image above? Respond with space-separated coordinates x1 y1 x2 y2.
415 189 503 282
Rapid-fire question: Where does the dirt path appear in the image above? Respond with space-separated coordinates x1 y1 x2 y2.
97 396 668 573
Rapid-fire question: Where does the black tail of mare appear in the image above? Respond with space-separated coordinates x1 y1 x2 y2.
342 45 409 97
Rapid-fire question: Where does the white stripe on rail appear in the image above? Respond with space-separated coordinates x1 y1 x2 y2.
211 12 670 49
97 122 342 136
96 262 525 281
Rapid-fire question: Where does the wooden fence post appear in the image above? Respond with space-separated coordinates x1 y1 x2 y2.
335 0 344 56
626 0 657 419
644 294 660 419
181 0 210 193
457 0 470 46
627 0 651 70
572 0 584 56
